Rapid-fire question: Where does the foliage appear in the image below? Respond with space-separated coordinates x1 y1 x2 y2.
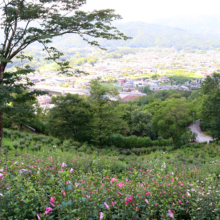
153 98 192 147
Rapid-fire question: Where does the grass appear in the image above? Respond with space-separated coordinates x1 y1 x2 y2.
101 83 123 90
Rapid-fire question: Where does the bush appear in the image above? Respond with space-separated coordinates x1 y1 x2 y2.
3 114 12 128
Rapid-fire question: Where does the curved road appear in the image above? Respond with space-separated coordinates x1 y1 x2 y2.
189 120 213 143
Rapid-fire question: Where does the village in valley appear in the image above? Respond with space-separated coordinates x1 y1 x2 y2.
26 48 220 106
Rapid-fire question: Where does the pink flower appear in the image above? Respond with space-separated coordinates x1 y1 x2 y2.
104 202 109 209
70 168 74 173
127 195 133 202
50 197 55 203
171 178 174 182
100 212 104 219
50 202 55 207
76 218 79 220
178 200 182 204
135 207 138 210
112 201 116 206
66 180 71 184
117 192 122 196
61 162 67 167
0 173 3 177
126 178 129 182
110 178 117 184
117 181 123 188
146 192 151 196
145 199 149 204
37 214 40 219
182 196 184 199
168 210 174 218
45 207 53 215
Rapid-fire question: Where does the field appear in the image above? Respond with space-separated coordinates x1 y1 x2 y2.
126 69 203 84
1 129 220 219
101 83 123 90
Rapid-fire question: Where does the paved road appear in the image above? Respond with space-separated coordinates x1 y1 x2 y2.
189 120 213 143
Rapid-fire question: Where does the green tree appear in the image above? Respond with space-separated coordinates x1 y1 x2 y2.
143 85 152 95
89 80 128 146
7 91 37 131
0 0 130 150
130 109 153 137
201 89 220 139
201 72 220 95
152 98 192 147
47 94 91 141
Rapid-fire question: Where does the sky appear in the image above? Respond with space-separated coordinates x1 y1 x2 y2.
82 0 220 23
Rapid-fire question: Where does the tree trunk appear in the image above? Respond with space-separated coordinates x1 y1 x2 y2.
0 62 6 153
172 137 175 148
0 109 3 153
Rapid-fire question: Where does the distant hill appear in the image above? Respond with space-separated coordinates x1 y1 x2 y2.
152 14 220 37
2 20 219 52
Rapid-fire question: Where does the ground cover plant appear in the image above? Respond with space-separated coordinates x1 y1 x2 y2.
1 129 220 219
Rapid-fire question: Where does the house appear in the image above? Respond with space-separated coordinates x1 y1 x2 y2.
37 95 52 105
158 76 170 82
180 86 190 91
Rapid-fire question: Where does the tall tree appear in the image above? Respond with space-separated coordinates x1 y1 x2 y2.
89 80 128 147
0 0 130 150
47 94 91 141
152 98 192 147
201 88 220 139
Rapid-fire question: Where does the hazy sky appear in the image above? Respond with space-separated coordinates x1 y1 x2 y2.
82 0 219 23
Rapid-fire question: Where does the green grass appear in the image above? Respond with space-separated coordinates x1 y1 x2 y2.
161 69 203 79
101 83 123 90
2 138 13 148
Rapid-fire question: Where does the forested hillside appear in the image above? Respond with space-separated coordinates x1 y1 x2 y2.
52 21 220 50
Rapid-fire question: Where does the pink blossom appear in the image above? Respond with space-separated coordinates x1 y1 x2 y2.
145 199 149 204
45 207 53 215
135 207 138 210
110 178 117 184
117 181 123 188
104 202 109 209
146 192 151 196
171 178 174 182
61 162 67 167
112 201 116 206
126 178 129 182
117 192 122 196
50 202 55 207
0 173 3 177
100 212 104 219
37 214 40 219
168 210 174 218
182 196 185 199
70 168 74 173
127 195 133 202
66 180 71 184
50 197 55 203
178 200 182 204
